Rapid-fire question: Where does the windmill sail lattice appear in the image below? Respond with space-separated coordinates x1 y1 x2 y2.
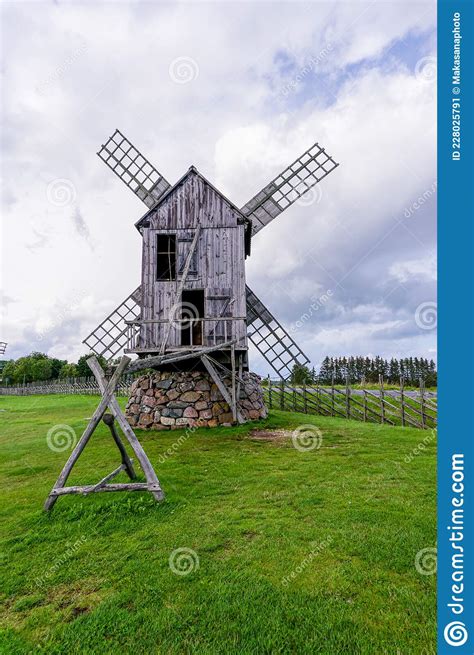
246 286 310 379
98 130 171 208
240 143 338 235
83 288 141 361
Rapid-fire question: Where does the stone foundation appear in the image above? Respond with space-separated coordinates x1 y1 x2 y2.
125 370 267 429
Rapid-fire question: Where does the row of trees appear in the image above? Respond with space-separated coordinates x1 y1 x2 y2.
1 351 437 388
291 356 437 387
0 352 106 385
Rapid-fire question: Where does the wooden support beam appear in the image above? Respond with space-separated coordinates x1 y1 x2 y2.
87 357 164 502
102 413 136 480
127 340 237 373
236 354 243 402
201 355 245 424
159 224 202 354
230 344 237 422
44 357 130 511
50 483 154 496
44 356 164 511
89 463 127 492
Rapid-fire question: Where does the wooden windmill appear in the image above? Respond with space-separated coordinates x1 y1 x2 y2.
44 131 338 511
84 130 339 384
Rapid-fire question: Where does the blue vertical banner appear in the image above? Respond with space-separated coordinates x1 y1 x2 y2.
438 0 473 653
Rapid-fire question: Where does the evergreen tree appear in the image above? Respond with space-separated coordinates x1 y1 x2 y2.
426 360 437 387
317 355 437 388
388 358 400 383
333 358 341 384
318 356 331 384
290 363 312 385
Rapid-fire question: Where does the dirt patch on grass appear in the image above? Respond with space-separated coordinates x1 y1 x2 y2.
51 579 108 622
247 429 293 442
69 605 91 620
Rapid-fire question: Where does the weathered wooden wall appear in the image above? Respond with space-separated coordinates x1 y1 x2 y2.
140 170 247 351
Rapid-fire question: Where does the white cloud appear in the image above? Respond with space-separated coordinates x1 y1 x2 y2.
389 254 437 284
0 0 436 372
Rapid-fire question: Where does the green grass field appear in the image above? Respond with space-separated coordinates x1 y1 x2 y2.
0 395 436 654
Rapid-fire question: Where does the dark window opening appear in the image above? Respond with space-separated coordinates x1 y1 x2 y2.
181 289 204 346
156 234 176 281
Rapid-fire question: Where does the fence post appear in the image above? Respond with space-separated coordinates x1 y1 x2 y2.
345 374 351 419
420 378 426 429
362 375 367 422
379 375 385 424
303 382 307 414
400 376 406 427
331 373 335 417
268 375 272 410
280 379 284 410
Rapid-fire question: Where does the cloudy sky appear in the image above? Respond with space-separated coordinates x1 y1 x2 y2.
0 0 437 375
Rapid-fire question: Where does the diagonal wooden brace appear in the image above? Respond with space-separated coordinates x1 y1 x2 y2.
86 357 164 502
102 413 136 480
44 356 164 510
44 357 130 511
201 355 245 424
159 224 202 354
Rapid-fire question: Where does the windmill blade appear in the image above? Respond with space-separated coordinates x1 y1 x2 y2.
98 129 172 208
83 288 141 361
246 285 310 379
241 142 338 235
0 342 7 355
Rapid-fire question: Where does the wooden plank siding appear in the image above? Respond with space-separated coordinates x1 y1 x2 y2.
139 170 247 351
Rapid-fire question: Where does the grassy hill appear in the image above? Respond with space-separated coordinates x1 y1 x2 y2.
0 395 436 654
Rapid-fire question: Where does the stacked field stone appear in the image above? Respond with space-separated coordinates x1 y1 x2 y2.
125 370 267 430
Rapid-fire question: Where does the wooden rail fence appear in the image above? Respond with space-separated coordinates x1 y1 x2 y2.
265 376 437 430
1 374 437 430
0 376 133 397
